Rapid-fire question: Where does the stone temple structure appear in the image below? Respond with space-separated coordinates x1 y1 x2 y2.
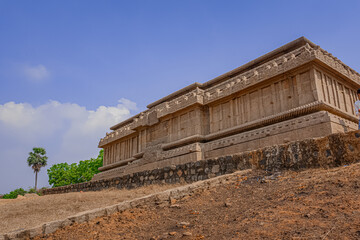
92 37 360 181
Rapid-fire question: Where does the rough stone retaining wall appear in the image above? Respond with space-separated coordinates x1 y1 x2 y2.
42 130 360 195
1 169 251 240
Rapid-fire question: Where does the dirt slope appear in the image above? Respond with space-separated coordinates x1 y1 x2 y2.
30 163 360 240
0 184 182 234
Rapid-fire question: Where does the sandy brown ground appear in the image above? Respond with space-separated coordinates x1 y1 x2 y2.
0 184 182 234
33 163 360 240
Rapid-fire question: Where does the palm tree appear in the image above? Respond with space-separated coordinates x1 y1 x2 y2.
27 147 48 191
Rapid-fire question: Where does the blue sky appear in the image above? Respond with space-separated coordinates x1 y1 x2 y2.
0 0 359 194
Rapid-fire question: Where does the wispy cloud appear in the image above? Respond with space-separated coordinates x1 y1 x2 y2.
23 64 50 82
0 99 137 193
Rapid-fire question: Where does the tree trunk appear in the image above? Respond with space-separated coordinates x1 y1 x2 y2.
35 171 38 192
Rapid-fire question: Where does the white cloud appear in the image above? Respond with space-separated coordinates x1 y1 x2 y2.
0 99 137 194
23 64 50 82
118 98 138 111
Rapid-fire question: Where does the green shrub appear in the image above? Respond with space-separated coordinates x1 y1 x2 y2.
28 187 36 193
47 150 103 188
2 188 27 199
27 187 42 195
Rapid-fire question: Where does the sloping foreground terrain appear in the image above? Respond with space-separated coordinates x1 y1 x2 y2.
5 162 360 239
0 184 183 236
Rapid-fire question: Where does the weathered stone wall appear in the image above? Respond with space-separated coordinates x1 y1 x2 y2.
42 130 360 195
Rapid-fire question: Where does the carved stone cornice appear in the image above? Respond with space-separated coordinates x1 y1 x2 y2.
313 46 360 84
203 44 316 104
98 123 135 147
155 87 204 118
130 110 158 130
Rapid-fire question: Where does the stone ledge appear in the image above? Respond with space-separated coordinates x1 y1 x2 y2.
98 157 136 172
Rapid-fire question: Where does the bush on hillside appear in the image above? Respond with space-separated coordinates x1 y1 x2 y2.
28 187 36 193
1 187 43 199
2 188 27 199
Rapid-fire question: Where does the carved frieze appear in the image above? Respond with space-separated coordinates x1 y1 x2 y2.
155 87 205 118
203 45 316 104
313 46 360 84
99 123 135 147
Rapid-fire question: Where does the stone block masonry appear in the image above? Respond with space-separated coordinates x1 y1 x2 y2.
42 130 360 195
94 36 360 181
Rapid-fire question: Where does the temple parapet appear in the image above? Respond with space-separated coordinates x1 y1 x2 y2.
93 37 360 181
